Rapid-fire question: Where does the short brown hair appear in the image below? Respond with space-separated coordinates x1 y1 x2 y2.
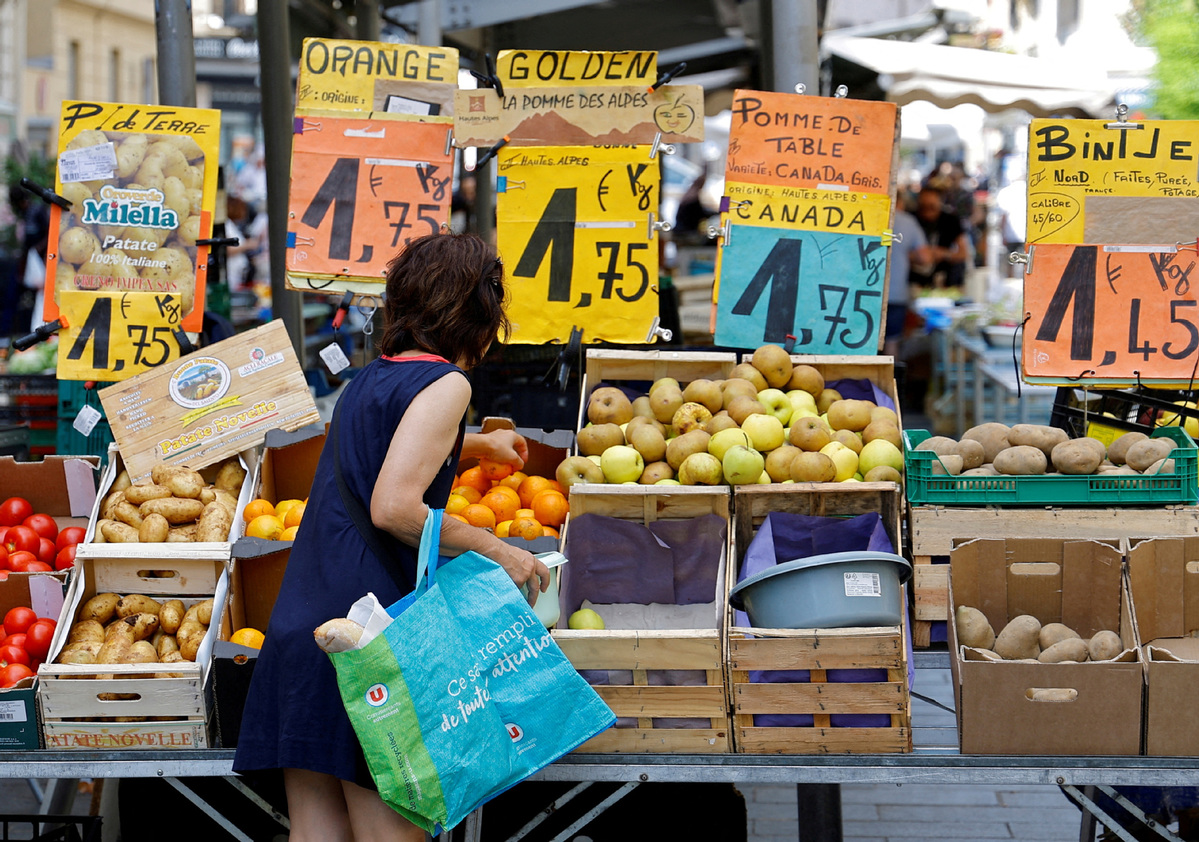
379 233 510 368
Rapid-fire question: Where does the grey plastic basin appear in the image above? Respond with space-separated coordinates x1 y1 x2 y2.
728 551 912 629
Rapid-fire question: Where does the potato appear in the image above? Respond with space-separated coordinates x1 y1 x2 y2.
159 600 185 634
138 513 170 543
64 129 109 152
1039 623 1081 650
955 605 996 650
915 436 957 455
59 225 101 266
1088 630 1123 661
215 460 247 493
80 593 121 624
994 445 1048 476
156 634 180 660
199 487 238 514
116 594 162 619
100 520 140 543
124 612 161 641
961 465 1000 477
1126 438 1175 472
954 439 985 471
1027 688 1079 702
1008 424 1069 458
1039 638 1090 663
164 469 205 499
182 598 214 627
931 454 964 476
58 647 99 666
68 619 106 645
114 499 146 529
100 491 124 521
151 464 189 485
124 482 173 505
166 524 198 542
177 620 206 661
1051 440 1103 475
140 497 205 524
127 641 158 665
994 615 1042 660
962 422 1011 463
194 501 232 542
96 625 135 664
1144 457 1176 475
112 470 132 493
1108 432 1149 466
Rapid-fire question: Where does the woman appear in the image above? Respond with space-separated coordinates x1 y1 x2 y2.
234 233 550 841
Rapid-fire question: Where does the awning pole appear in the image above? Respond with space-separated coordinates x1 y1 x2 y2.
772 0 821 94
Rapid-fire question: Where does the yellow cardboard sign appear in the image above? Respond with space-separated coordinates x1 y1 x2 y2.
497 50 656 88
724 181 892 236
1027 119 1199 243
296 38 459 116
57 289 183 381
496 146 660 344
43 100 220 344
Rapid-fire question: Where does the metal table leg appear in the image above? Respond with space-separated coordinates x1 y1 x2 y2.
797 783 842 842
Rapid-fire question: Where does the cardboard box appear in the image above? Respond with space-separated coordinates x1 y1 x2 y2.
213 536 292 747
256 423 326 505
0 572 67 749
459 417 572 480
1126 537 1199 756
948 537 1142 756
37 550 228 749
0 454 100 532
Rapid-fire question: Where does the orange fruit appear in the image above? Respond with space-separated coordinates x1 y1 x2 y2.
531 490 569 528
509 516 543 541
448 513 469 524
274 499 304 523
518 475 555 508
480 488 520 523
458 466 492 495
230 627 265 649
243 499 275 523
546 479 565 495
460 503 496 530
451 485 482 504
246 514 285 540
515 507 535 520
498 471 528 493
542 525 560 538
495 520 512 538
280 525 300 541
479 458 514 481
283 501 306 529
446 494 471 516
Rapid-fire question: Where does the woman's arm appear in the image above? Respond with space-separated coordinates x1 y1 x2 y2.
369 374 549 599
460 429 529 469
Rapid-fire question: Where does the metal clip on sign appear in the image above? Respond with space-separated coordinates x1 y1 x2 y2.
650 132 674 159
648 62 686 92
708 219 732 246
469 52 505 101
648 213 671 239
13 319 66 352
544 326 583 392
1010 246 1034 275
20 177 71 210
645 316 673 343
1104 103 1142 131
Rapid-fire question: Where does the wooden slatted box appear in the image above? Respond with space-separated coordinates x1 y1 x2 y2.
554 485 733 753
727 486 911 754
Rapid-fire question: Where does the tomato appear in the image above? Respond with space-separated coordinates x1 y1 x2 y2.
36 537 56 564
24 620 55 662
55 526 86 551
3 607 36 637
23 561 52 573
0 663 33 688
0 545 8 571
54 545 77 571
0 526 6 544
0 644 29 667
4 525 40 554
7 551 36 573
0 497 32 528
1 633 27 651
22 513 58 542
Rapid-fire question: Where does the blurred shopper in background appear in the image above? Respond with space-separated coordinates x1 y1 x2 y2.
911 185 970 290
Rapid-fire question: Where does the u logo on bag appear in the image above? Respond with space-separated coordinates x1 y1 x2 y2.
506 723 523 742
366 683 389 707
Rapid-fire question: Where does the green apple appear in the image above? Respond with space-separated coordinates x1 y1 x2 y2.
556 455 604 488
741 413 786 452
654 478 682 486
756 388 794 425
859 439 905 475
709 427 752 461
722 444 765 485
600 445 645 483
757 470 771 484
819 441 859 482
569 608 605 630
678 451 724 485
786 389 818 413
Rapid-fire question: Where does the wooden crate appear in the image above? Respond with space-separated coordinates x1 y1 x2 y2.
579 349 738 432
555 485 732 753
728 486 910 754
37 549 229 750
908 503 1199 647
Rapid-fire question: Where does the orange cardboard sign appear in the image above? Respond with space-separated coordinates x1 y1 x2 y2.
1023 242 1199 385
286 116 454 293
725 90 897 193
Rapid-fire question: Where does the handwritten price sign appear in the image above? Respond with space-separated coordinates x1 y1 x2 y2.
1023 242 1199 385
496 145 660 344
286 116 454 296
57 289 183 381
714 225 887 352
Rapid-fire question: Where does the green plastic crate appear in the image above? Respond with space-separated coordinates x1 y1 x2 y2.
56 418 115 459
904 426 1198 506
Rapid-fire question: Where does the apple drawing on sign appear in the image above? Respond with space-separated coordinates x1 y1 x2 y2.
654 94 696 135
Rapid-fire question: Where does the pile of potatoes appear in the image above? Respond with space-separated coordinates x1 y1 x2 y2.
918 423 1176 478
93 457 246 544
955 606 1124 663
56 593 214 669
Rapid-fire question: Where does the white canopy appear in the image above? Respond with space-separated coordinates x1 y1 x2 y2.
823 35 1114 118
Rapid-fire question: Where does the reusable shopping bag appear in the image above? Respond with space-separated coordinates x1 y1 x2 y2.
327 509 615 833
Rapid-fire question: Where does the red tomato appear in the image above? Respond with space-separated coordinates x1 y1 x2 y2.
0 572 7 581
0 526 7 544
55 526 86 551
54 545 77 571
23 561 52 573
0 498 32 528
3 607 36 637
0 545 8 571
4 525 39 554
0 663 33 688
0 644 29 667
7 551 36 573
35 538 56 564
24 620 55 662
1 633 27 651
22 513 58 542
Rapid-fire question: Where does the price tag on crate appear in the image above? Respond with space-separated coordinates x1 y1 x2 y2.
319 342 351 375
72 404 103 436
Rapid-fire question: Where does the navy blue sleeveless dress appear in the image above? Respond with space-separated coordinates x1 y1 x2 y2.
233 355 466 785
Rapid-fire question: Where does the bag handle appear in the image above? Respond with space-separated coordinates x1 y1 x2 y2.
415 508 444 593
